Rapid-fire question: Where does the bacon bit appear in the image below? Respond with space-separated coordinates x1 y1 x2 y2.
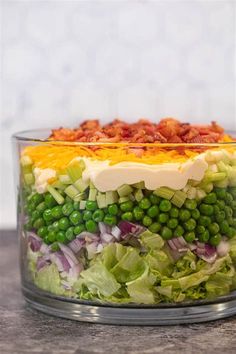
49 118 232 144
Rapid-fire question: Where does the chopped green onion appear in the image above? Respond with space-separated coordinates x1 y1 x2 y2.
47 185 64 205
74 178 89 192
171 190 187 208
66 160 84 182
59 175 72 184
64 185 79 199
105 191 118 205
117 184 133 197
24 173 34 185
154 187 175 200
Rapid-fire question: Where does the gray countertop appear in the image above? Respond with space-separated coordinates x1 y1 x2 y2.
1 230 236 354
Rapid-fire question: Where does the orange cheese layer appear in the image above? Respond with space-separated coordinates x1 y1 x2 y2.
22 140 235 172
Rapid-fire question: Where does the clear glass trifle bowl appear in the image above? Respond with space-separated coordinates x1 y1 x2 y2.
12 119 236 324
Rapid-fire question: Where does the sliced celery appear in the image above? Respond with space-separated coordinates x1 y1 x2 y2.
228 167 236 180
47 185 64 205
154 187 175 200
79 200 86 210
66 160 84 182
89 181 95 189
196 189 206 200
134 189 144 202
118 196 130 203
74 178 89 192
73 192 86 202
64 185 79 199
88 188 98 201
186 187 197 200
97 193 107 208
51 180 66 190
132 181 145 189
203 172 226 182
217 161 228 172
171 191 186 208
117 184 133 197
106 191 118 205
24 173 34 185
59 175 72 185
20 155 32 166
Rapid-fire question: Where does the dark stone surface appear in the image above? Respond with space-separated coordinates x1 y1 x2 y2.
1 230 236 354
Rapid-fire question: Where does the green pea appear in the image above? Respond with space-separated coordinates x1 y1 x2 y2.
44 193 57 208
220 220 230 234
229 187 236 199
48 230 57 243
83 210 93 221
25 203 35 216
170 207 179 218
196 225 205 234
227 227 236 239
93 209 105 222
65 195 72 203
66 227 75 241
51 242 60 252
31 210 41 222
74 224 86 235
183 218 196 231
199 203 214 216
108 204 119 215
179 209 191 222
225 206 233 218
33 217 45 230
158 213 169 224
43 209 54 222
191 209 200 220
215 188 227 199
161 226 172 240
225 192 233 204
52 221 60 232
121 212 133 222
30 193 44 206
62 202 74 216
133 206 145 221
58 217 70 230
70 211 83 225
159 200 172 212
44 235 51 245
231 218 236 228
73 201 80 211
167 218 178 229
198 216 211 227
203 192 217 204
38 226 48 238
36 201 47 214
120 201 134 212
209 234 222 246
51 205 63 219
184 231 195 243
47 225 55 232
142 216 153 227
174 225 184 237
149 194 160 205
198 230 210 243
85 220 98 233
208 222 220 235
230 200 236 210
148 222 161 233
215 211 226 223
56 231 66 243
139 198 151 210
147 205 159 218
86 200 98 211
185 199 197 210
216 200 226 210
104 214 117 226
213 205 220 214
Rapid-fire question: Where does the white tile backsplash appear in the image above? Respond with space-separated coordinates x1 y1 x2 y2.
1 0 236 228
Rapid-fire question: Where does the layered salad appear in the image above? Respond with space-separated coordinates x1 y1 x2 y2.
20 118 236 304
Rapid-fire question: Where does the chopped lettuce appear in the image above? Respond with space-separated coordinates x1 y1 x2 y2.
35 264 67 296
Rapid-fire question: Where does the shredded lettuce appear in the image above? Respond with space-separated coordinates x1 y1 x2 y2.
34 264 67 296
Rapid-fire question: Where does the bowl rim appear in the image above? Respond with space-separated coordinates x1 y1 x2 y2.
12 128 236 148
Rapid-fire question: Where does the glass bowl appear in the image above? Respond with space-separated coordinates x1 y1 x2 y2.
12 129 236 324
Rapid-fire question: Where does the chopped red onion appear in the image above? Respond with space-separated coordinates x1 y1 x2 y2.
217 240 229 257
86 242 98 259
68 238 85 253
27 232 42 252
100 233 115 243
200 254 217 263
98 222 108 234
96 243 104 253
40 243 51 254
50 251 70 272
111 226 122 240
61 280 72 290
68 263 83 280
58 243 79 265
36 255 51 271
77 232 99 242
118 221 144 237
168 239 178 251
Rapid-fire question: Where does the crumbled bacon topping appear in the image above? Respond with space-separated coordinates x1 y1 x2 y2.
49 118 227 143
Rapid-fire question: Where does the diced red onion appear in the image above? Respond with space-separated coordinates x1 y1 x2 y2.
61 280 72 290
100 233 115 243
200 254 217 263
77 232 99 242
86 242 98 259
96 243 104 253
27 232 42 252
194 243 217 263
40 243 51 254
36 255 51 271
111 226 122 240
98 222 108 234
217 240 229 257
68 238 85 253
168 239 178 251
50 251 71 272
118 221 144 237
68 263 83 280
58 243 79 265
